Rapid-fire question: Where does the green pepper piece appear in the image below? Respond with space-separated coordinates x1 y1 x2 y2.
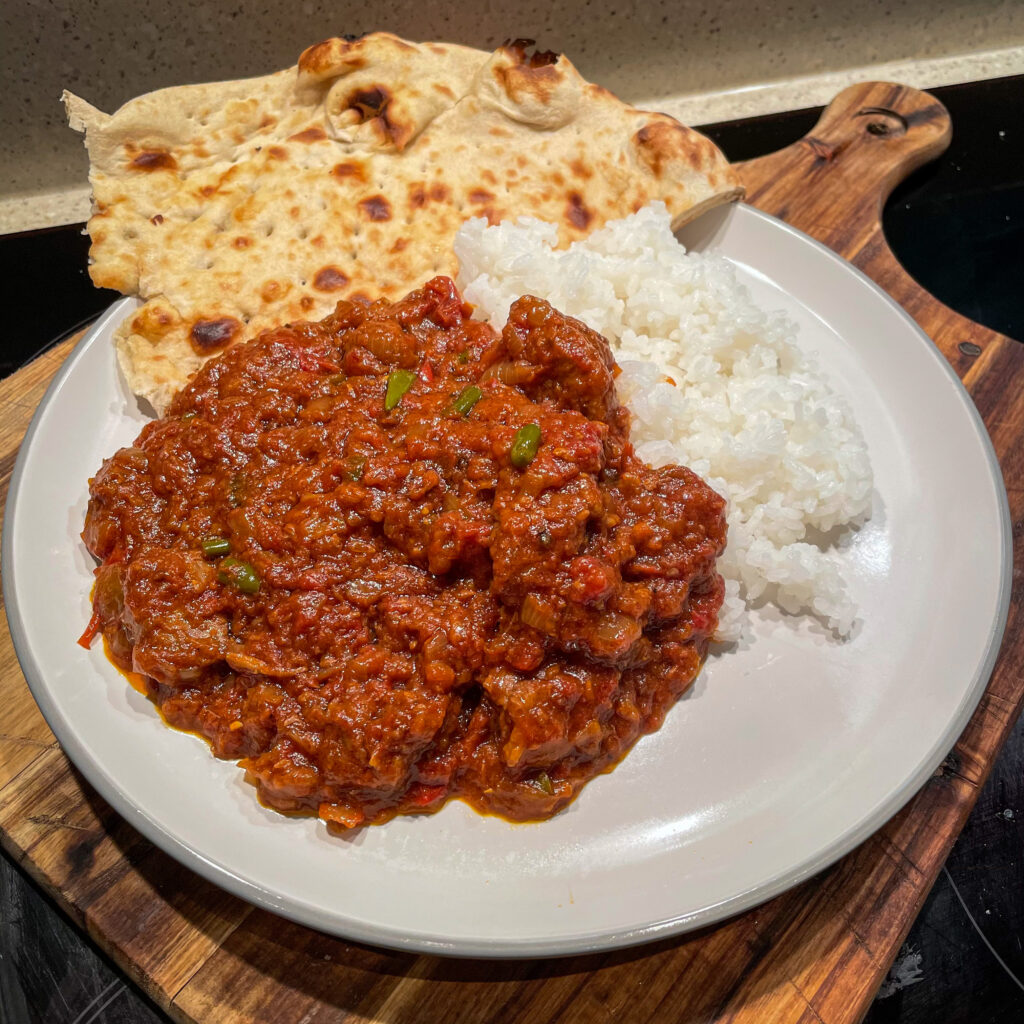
510 423 542 469
457 350 470 364
348 455 366 481
452 385 482 416
535 772 554 795
218 557 261 594
384 369 417 412
201 536 231 558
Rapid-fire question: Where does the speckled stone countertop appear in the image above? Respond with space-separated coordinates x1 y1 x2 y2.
1 0 1023 232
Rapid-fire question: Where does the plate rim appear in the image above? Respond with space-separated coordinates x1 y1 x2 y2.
2 204 1013 957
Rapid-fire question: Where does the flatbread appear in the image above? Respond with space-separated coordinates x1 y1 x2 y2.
65 34 742 412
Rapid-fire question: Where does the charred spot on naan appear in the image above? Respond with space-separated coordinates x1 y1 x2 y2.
634 119 729 180
331 161 367 182
125 146 178 172
482 43 579 132
502 38 560 68
348 86 390 121
287 126 327 144
358 196 392 221
190 317 243 354
408 183 451 209
260 280 295 304
565 192 593 230
569 158 593 180
337 84 416 150
297 36 370 82
495 61 561 106
494 39 564 108
313 266 350 292
131 304 179 343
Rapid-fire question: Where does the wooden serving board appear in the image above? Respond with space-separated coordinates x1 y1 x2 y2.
1 81 1022 1024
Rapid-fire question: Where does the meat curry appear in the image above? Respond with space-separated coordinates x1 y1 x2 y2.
82 277 726 828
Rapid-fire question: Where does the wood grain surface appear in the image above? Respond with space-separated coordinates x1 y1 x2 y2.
1 81 1022 1024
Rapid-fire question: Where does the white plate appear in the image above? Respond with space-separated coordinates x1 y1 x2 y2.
3 203 1010 957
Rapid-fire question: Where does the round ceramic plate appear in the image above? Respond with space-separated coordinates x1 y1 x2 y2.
3 203 1010 957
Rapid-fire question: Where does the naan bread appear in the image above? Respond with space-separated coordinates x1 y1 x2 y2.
65 34 741 412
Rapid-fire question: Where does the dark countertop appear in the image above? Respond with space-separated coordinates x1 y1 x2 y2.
1 75 1022 1024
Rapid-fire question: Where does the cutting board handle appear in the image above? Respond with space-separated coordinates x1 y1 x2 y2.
735 81 1008 372
737 80 951 234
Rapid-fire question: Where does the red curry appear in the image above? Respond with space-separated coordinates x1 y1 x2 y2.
82 277 726 828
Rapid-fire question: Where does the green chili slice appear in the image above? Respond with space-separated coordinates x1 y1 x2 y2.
510 423 541 468
201 536 231 558
452 385 482 416
218 557 261 594
456 350 469 364
384 369 417 412
535 772 555 795
347 455 366 481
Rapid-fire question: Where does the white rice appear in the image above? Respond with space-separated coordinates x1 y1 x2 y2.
454 202 873 639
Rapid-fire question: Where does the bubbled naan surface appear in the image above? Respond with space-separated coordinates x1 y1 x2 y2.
65 33 741 412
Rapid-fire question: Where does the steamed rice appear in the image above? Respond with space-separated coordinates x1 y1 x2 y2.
454 202 873 638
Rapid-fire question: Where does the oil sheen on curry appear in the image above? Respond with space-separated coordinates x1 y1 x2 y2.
81 277 727 829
